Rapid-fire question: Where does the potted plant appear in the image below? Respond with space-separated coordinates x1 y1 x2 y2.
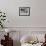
0 10 6 28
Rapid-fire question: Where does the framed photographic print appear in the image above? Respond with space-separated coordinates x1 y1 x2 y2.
19 7 30 16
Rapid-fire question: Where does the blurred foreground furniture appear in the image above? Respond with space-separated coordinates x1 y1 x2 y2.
41 34 46 46
1 33 13 46
20 35 43 46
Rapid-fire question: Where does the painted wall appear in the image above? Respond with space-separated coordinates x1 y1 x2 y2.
0 0 46 27
31 0 46 27
0 0 32 27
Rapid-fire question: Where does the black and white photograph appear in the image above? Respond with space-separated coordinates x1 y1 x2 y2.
19 7 30 16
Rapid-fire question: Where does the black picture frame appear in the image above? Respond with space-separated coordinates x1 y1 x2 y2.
19 7 30 16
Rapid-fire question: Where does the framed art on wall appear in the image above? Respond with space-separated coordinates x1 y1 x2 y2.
19 7 30 16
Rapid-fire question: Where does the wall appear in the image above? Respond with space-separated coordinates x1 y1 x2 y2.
31 0 46 27
0 0 32 27
0 0 46 27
